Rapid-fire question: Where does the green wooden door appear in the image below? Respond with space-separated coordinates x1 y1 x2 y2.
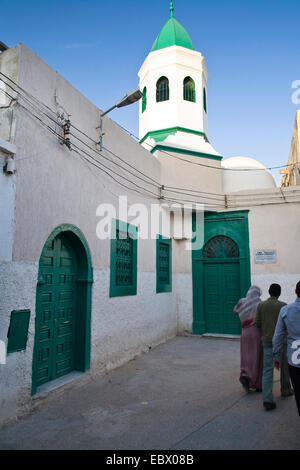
204 261 241 335
34 234 78 388
192 211 251 336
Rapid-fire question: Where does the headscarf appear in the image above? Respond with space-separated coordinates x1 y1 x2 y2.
234 285 262 323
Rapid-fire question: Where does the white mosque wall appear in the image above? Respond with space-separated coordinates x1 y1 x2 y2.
226 197 300 304
156 147 223 200
0 44 191 427
251 273 300 305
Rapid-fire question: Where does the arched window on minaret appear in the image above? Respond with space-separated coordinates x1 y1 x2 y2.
156 76 169 102
203 87 207 113
142 87 147 113
183 76 196 103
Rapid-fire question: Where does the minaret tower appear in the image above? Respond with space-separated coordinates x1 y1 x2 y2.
138 1 221 159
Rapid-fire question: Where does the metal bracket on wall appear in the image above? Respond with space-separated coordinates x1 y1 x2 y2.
61 119 71 150
96 118 105 151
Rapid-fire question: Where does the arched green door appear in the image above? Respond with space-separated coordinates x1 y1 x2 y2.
32 225 93 394
35 234 78 387
203 236 241 335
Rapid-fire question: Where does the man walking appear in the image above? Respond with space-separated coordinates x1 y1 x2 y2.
273 281 300 416
256 284 293 411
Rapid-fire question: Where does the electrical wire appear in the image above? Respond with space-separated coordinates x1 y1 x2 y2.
1 73 300 209
0 85 226 205
0 71 296 175
2 85 298 208
0 73 162 189
2 69 295 213
14 98 160 199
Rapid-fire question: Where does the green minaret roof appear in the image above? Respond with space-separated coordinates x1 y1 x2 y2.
151 1 194 52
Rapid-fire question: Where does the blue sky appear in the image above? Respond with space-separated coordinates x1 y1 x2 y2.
1 0 300 184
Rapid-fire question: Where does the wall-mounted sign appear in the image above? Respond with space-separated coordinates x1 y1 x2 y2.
254 249 277 265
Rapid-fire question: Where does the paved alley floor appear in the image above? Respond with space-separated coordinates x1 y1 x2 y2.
0 336 299 450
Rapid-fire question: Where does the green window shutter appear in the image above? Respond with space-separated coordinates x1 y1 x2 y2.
7 310 31 353
110 219 138 297
142 87 147 113
156 235 172 293
203 87 207 113
183 76 196 103
156 76 169 102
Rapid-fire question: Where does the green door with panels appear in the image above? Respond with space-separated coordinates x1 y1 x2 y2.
34 234 78 388
192 210 251 336
204 261 241 335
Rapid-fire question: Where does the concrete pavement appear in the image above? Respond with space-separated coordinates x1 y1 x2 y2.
0 336 299 450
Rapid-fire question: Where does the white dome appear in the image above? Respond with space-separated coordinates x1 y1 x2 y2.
221 156 277 193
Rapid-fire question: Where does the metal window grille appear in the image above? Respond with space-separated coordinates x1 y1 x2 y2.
203 236 239 259
158 242 170 285
156 77 169 102
115 229 133 286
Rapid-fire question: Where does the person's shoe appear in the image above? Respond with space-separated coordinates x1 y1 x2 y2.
263 401 277 411
239 376 250 393
281 390 294 398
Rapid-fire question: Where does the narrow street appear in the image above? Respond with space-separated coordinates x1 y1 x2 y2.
1 336 299 450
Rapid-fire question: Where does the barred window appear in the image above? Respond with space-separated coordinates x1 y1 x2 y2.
156 235 172 293
156 76 169 102
110 220 138 297
203 236 239 259
115 229 133 287
183 76 196 103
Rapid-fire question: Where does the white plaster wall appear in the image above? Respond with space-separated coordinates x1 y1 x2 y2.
91 269 177 374
252 273 300 305
0 44 193 427
174 273 193 333
0 47 18 263
157 148 223 199
0 157 16 261
0 262 38 425
248 202 300 276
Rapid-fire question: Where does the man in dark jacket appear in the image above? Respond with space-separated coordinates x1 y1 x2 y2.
256 284 293 411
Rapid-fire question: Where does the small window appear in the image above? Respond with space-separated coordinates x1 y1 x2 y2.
142 87 147 113
110 220 138 297
183 77 196 103
156 235 172 293
203 87 207 113
203 236 239 259
156 76 169 102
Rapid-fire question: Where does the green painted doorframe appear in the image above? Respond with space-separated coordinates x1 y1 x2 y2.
32 224 93 395
192 210 251 335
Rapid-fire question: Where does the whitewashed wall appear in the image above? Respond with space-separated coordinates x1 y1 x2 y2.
0 44 193 427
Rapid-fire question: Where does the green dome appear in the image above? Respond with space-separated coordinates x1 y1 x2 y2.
151 16 194 53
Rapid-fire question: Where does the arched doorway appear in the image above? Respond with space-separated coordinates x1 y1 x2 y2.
203 236 241 335
192 210 251 336
32 225 93 395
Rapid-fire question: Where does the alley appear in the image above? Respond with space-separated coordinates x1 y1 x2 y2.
0 336 299 450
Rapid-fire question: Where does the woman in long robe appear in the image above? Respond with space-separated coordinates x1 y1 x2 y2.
234 286 263 392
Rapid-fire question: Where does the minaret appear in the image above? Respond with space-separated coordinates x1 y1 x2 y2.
138 1 221 160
